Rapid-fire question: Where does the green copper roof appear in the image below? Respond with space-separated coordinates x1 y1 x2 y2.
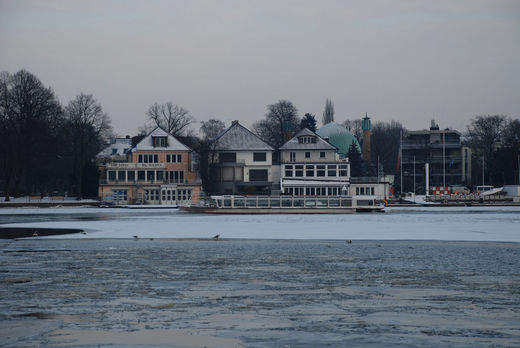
316 122 361 155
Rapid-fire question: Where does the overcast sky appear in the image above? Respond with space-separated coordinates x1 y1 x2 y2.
1 0 519 136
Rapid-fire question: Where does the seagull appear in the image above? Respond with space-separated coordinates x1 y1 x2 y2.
346 240 352 244
213 234 220 240
133 235 139 240
80 231 87 235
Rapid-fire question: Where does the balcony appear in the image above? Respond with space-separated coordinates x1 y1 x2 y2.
100 178 200 186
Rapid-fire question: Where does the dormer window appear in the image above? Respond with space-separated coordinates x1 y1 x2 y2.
298 136 316 144
153 136 168 148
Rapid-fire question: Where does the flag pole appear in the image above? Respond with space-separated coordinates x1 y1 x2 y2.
443 131 446 188
400 130 403 196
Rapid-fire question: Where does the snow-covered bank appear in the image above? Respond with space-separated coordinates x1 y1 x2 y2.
1 206 519 242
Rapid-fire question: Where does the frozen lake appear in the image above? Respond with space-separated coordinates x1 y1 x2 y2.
1 207 519 347
0 206 519 241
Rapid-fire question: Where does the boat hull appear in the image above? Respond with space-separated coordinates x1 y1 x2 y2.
179 206 384 214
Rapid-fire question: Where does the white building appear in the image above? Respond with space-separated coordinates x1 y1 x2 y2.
278 128 351 196
210 121 276 194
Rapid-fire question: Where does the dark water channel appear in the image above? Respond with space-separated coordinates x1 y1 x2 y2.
1 239 519 347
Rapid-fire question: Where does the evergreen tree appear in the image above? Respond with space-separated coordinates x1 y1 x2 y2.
347 140 363 177
322 98 334 125
300 113 317 132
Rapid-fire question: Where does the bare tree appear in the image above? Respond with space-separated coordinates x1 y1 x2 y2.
252 100 299 148
370 120 404 175
145 102 194 136
198 119 226 193
465 115 510 185
343 119 363 143
64 93 112 199
200 118 226 141
322 98 335 125
0 70 63 199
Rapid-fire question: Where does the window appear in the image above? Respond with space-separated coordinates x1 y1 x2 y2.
166 154 181 163
113 190 127 201
253 152 267 162
157 171 163 181
305 152 310 159
127 171 135 181
153 136 167 147
290 152 296 162
339 165 348 177
305 165 314 177
147 171 155 181
320 151 325 158
298 136 316 144
295 165 304 177
117 171 125 181
108 171 116 180
138 154 157 163
249 169 268 181
167 171 184 183
327 165 337 177
111 148 117 155
317 165 325 177
137 171 145 180
285 165 293 177
220 152 236 163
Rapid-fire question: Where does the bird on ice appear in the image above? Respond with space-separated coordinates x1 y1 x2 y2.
213 234 220 240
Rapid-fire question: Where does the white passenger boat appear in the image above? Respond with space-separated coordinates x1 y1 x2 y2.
180 195 384 214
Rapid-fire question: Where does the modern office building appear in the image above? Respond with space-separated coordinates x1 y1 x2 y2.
401 121 471 194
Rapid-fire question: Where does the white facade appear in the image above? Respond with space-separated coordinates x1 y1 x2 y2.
278 128 351 196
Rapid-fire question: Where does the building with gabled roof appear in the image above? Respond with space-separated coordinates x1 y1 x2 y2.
210 121 277 194
278 128 351 196
96 136 132 163
98 126 202 206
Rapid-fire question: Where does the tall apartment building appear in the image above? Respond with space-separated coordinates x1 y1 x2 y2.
401 121 471 193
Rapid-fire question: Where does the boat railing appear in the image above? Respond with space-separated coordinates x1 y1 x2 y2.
209 195 375 209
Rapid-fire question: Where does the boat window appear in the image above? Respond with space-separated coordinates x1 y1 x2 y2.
329 199 340 207
341 199 352 207
270 199 280 208
282 199 292 207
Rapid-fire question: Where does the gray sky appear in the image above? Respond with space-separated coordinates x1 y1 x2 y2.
1 0 519 136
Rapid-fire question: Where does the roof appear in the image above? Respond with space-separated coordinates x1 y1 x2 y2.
213 121 274 151
279 128 337 151
316 122 361 154
131 126 191 152
97 137 132 158
407 129 461 136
